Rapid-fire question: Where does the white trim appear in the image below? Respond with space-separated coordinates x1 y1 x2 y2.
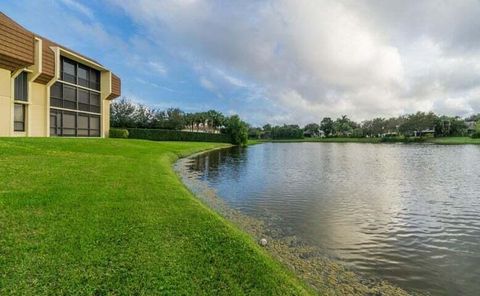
57 79 101 93
57 47 107 71
14 100 30 105
50 106 101 116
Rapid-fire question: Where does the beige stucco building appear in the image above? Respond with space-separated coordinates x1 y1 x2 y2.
0 12 121 137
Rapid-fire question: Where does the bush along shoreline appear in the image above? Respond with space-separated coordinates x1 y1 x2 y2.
125 128 231 143
110 115 249 146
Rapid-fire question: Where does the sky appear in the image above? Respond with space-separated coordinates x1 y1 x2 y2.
3 0 480 126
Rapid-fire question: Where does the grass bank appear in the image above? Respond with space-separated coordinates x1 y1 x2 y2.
251 136 480 145
0 138 311 295
428 136 480 145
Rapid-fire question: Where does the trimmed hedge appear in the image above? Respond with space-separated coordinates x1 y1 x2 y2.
109 128 129 138
472 132 480 139
127 128 231 143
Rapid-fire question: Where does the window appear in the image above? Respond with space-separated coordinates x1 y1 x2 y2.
78 65 89 88
62 58 76 83
50 113 57 136
52 57 102 113
50 82 101 114
89 116 100 136
50 82 62 108
62 111 76 136
14 104 25 132
63 84 77 109
51 57 102 137
14 72 28 101
60 57 100 90
77 114 89 136
78 89 89 111
89 69 100 90
49 109 101 137
90 92 100 113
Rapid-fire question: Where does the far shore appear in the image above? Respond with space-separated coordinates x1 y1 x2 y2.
250 136 480 145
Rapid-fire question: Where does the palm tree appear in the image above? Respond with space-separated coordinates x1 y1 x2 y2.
206 110 225 133
194 112 206 132
184 113 195 131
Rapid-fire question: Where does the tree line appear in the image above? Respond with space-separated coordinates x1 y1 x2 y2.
111 98 480 142
250 112 480 140
110 98 248 145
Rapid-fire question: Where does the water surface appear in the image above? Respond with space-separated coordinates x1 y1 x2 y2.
185 143 480 295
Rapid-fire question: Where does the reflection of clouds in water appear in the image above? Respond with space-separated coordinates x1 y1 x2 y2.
175 153 409 295
185 143 480 296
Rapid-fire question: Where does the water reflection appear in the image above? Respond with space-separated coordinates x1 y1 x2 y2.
186 143 480 295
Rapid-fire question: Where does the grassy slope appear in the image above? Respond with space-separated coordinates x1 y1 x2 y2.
0 138 311 295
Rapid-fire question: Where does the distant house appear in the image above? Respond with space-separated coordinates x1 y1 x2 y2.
380 132 398 138
303 130 325 138
415 128 435 137
466 121 477 135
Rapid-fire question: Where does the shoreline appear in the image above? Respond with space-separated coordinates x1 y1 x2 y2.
250 136 480 145
174 147 411 296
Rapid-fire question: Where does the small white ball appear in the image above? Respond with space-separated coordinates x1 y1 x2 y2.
260 238 268 246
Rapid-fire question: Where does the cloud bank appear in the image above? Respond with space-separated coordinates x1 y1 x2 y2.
110 0 480 124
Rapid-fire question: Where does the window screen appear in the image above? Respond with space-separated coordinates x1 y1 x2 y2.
49 109 101 137
78 65 89 88
14 104 25 132
14 72 28 101
62 58 76 83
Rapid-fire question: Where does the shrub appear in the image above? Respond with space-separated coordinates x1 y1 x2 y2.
224 115 248 145
472 132 480 139
127 128 230 143
380 136 426 143
109 128 129 138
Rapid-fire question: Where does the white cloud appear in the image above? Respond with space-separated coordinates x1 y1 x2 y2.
110 0 480 124
59 0 94 19
199 77 216 91
147 61 168 76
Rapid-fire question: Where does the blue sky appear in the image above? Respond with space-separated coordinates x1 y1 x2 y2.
3 0 480 125
3 0 257 121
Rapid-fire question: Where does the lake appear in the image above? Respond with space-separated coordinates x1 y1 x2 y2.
183 143 480 295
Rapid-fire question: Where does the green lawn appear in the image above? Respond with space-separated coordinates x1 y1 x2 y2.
0 138 311 295
428 136 480 145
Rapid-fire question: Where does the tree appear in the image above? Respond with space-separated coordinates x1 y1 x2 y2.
271 125 303 139
110 97 136 128
164 108 185 130
205 110 225 132
248 127 262 139
435 116 467 137
334 115 356 136
362 118 386 137
224 115 248 145
194 112 206 132
304 123 320 137
399 112 438 136
320 117 334 136
184 113 195 131
133 104 155 128
466 114 480 122
352 128 364 138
